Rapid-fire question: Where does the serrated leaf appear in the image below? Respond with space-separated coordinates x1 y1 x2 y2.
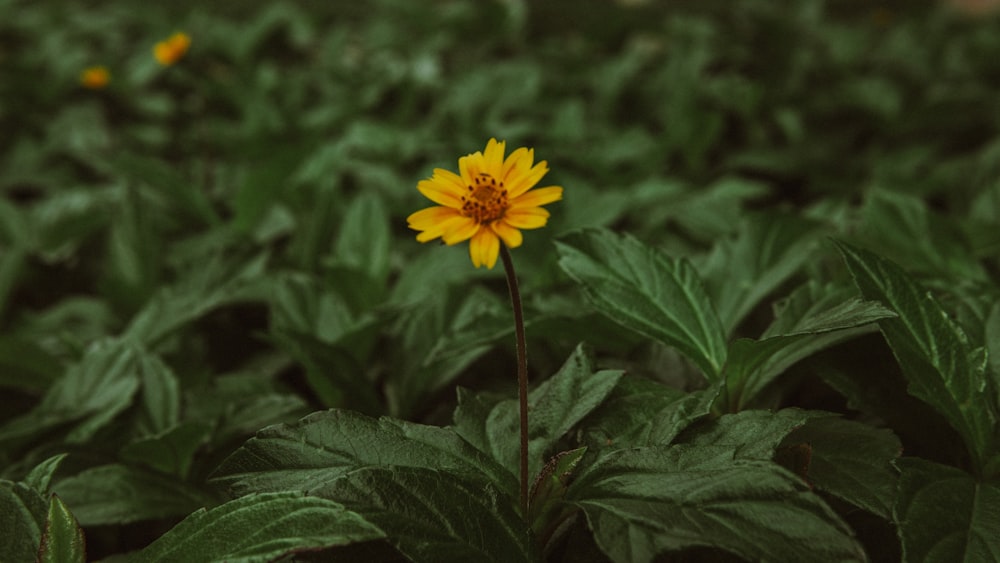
702 212 824 334
126 492 384 563
779 417 901 518
836 241 1000 472
578 376 713 449
53 464 213 526
0 480 47 563
894 458 1000 563
322 466 540 563
37 494 85 563
722 287 896 409
454 345 623 479
679 408 831 460
211 409 516 499
566 445 865 563
556 229 727 379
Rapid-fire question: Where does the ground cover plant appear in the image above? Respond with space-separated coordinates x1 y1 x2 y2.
2 0 1000 561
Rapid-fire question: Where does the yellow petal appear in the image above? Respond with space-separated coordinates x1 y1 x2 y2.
510 186 562 209
408 207 467 243
501 147 533 184
459 151 485 185
433 167 469 193
417 178 463 208
483 139 506 177
504 207 550 229
442 218 480 245
490 221 523 248
469 228 500 269
506 160 549 198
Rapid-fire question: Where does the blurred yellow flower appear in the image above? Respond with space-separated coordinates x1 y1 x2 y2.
154 32 191 66
79 66 110 89
408 139 563 269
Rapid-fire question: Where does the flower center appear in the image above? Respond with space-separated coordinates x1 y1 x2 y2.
461 172 508 224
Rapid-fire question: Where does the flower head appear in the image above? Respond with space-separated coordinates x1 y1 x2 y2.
79 66 110 89
154 32 191 66
407 139 563 269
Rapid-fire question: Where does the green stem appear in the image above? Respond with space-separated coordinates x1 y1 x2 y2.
500 243 530 516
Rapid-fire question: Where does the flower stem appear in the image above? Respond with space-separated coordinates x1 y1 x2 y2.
499 243 530 516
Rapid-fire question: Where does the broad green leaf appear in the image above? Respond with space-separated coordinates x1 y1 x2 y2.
211 409 516 498
321 466 540 563
894 458 1000 563
678 408 831 460
836 241 1000 472
120 421 212 477
37 494 85 563
779 417 901 518
24 454 68 495
556 229 727 379
566 445 865 563
861 189 986 282
331 191 391 288
527 446 588 530
722 285 896 409
136 351 181 435
578 376 713 449
127 492 384 563
702 212 824 334
0 480 47 563
454 345 623 479
53 464 213 526
0 338 141 446
102 184 160 313
0 334 61 394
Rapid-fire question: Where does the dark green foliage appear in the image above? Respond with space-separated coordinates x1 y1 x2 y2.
2 0 1000 561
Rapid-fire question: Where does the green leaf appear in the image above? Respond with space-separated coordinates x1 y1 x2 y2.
24 454 68 495
120 421 213 477
566 445 865 563
860 189 986 282
894 458 1000 563
678 408 831 460
0 480 47 563
0 338 141 446
52 464 213 526
322 466 540 563
836 240 1000 473
0 334 61 394
232 146 304 234
331 191 391 288
454 344 623 478
702 212 824 334
556 229 727 379
779 417 901 518
113 153 219 226
578 376 714 449
722 284 896 409
127 492 384 563
37 494 85 563
211 409 516 499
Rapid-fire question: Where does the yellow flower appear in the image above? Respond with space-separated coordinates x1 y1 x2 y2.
407 139 563 269
79 66 110 89
153 32 191 66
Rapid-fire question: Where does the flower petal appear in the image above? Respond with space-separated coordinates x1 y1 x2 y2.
469 228 500 269
459 151 485 185
501 147 533 184
417 178 463 208
504 207 550 229
442 218 481 245
506 160 549 198
482 138 506 177
408 207 468 243
510 186 563 209
490 221 523 248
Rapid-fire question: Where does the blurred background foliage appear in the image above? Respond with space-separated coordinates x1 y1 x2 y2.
1 0 1000 557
